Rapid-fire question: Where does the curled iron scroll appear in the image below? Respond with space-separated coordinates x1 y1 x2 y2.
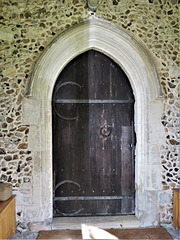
53 81 82 121
54 180 81 193
53 180 82 216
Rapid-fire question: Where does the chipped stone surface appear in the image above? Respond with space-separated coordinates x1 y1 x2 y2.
0 0 179 227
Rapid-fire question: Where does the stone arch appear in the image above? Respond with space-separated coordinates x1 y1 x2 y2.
24 19 165 226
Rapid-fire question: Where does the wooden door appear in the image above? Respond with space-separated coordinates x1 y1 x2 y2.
52 50 135 217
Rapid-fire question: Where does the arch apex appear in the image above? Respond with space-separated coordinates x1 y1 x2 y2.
28 19 163 100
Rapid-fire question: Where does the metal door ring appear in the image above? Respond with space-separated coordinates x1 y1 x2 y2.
100 120 112 137
100 127 111 137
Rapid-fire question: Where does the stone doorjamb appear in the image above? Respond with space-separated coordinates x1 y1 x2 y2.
23 19 165 226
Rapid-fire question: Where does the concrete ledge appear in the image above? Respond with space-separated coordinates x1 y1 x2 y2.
52 215 140 230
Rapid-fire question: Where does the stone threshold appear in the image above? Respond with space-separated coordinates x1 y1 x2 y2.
52 215 140 230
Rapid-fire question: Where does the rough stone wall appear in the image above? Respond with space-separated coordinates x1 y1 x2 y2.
0 0 179 225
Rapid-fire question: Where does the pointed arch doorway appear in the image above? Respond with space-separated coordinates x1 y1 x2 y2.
26 19 164 226
52 50 135 217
